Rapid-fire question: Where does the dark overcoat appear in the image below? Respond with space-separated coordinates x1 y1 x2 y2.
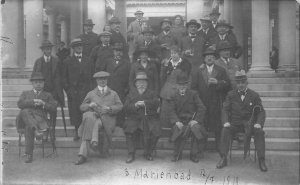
62 55 94 126
124 88 160 137
179 35 205 67
156 31 179 59
32 56 64 107
16 90 57 130
78 32 99 57
134 39 162 68
197 28 218 48
169 89 207 141
90 45 114 72
191 64 231 132
110 30 130 60
129 61 160 95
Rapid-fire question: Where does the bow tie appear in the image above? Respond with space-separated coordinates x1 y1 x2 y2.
190 35 196 39
76 55 82 59
239 91 246 96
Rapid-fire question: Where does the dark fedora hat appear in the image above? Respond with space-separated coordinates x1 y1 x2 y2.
134 10 144 15
209 8 221 16
39 40 54 49
234 70 247 81
109 16 121 24
176 72 190 85
215 20 234 29
217 41 233 52
141 26 154 34
133 47 154 60
70 38 83 48
186 19 201 29
112 42 124 50
134 71 148 82
200 15 211 22
93 71 110 78
160 18 172 27
30 72 45 81
99 31 112 37
203 46 219 57
83 19 95 26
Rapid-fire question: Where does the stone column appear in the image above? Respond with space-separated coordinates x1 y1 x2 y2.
46 8 57 55
224 0 232 22
70 0 83 40
24 0 43 68
60 17 68 46
219 2 225 20
278 0 297 71
250 0 271 72
87 0 106 34
186 0 204 21
115 0 127 40
1 0 25 68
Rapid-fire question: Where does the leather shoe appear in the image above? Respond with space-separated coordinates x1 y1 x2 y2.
34 130 43 141
190 156 199 163
91 141 98 151
25 154 33 163
147 154 154 161
216 156 227 169
75 156 86 165
259 159 268 172
126 153 135 163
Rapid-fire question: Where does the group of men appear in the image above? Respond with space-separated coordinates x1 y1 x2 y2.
16 8 267 172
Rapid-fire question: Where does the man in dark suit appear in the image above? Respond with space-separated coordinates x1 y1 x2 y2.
180 19 205 67
191 47 231 154
124 72 160 163
56 41 70 62
109 16 129 60
169 73 207 163
62 38 94 141
90 31 114 72
127 10 144 44
156 18 179 60
17 72 57 163
78 19 99 57
198 16 217 49
32 40 64 139
216 70 268 172
209 8 221 31
210 20 243 59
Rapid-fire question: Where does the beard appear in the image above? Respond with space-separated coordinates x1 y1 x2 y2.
137 87 146 94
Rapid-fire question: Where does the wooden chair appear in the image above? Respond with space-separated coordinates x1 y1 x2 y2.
229 132 256 161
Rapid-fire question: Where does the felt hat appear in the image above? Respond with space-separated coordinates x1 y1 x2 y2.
30 72 45 81
40 40 54 49
234 70 248 81
186 19 201 29
83 19 95 26
93 71 110 78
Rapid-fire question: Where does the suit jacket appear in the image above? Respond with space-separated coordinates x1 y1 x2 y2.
222 88 266 128
110 30 130 59
180 35 205 67
127 19 143 42
124 88 160 135
32 56 64 106
104 57 131 102
197 28 218 48
169 89 207 141
156 31 179 59
90 45 114 72
56 47 70 61
210 32 243 58
78 32 99 57
171 25 187 42
17 90 58 130
134 39 162 61
191 64 231 131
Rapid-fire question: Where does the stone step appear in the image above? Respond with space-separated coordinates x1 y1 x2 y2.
257 91 300 97
247 78 300 84
3 136 299 151
248 84 300 91
247 71 300 78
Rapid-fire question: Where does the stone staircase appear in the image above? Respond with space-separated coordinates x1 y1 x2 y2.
1 72 300 151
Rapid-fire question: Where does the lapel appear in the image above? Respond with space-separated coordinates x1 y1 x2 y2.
50 56 57 75
200 67 209 85
176 92 190 113
210 65 218 78
112 58 123 72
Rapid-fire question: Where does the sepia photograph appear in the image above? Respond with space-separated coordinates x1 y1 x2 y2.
0 0 299 184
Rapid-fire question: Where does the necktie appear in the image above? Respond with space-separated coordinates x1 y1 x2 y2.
239 91 246 96
45 57 50 63
101 89 104 94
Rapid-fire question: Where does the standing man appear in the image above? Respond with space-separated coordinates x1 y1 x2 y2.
169 73 207 162
216 70 268 172
109 16 129 60
191 47 231 153
32 40 64 139
124 72 160 163
63 38 94 141
17 72 57 163
90 31 114 73
56 41 70 62
180 19 205 67
104 43 131 127
209 8 221 31
78 19 99 58
198 16 217 49
156 18 179 60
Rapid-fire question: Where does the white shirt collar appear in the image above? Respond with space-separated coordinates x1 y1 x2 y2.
44 55 50 62
33 89 42 94
206 64 214 73
163 31 170 35
221 57 229 64
98 86 107 93
74 53 82 57
171 58 182 68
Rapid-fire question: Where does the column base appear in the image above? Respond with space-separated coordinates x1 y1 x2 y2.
278 64 297 72
249 66 273 72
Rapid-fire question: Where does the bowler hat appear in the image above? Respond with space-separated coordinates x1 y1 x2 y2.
133 47 154 59
99 31 112 37
70 38 83 48
134 10 144 15
160 18 172 27
142 26 154 34
176 73 190 85
93 71 110 78
217 41 233 52
83 19 95 26
234 70 247 81
203 46 219 57
200 15 211 22
134 72 148 82
112 43 124 50
40 40 54 49
186 19 201 29
209 8 221 16
215 20 234 30
30 72 45 81
109 17 121 24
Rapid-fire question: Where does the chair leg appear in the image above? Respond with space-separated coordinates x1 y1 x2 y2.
18 134 21 159
42 140 45 158
229 138 233 161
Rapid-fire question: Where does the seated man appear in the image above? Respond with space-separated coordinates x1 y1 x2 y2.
17 72 58 163
217 70 268 172
75 71 123 165
124 72 160 163
169 73 207 163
